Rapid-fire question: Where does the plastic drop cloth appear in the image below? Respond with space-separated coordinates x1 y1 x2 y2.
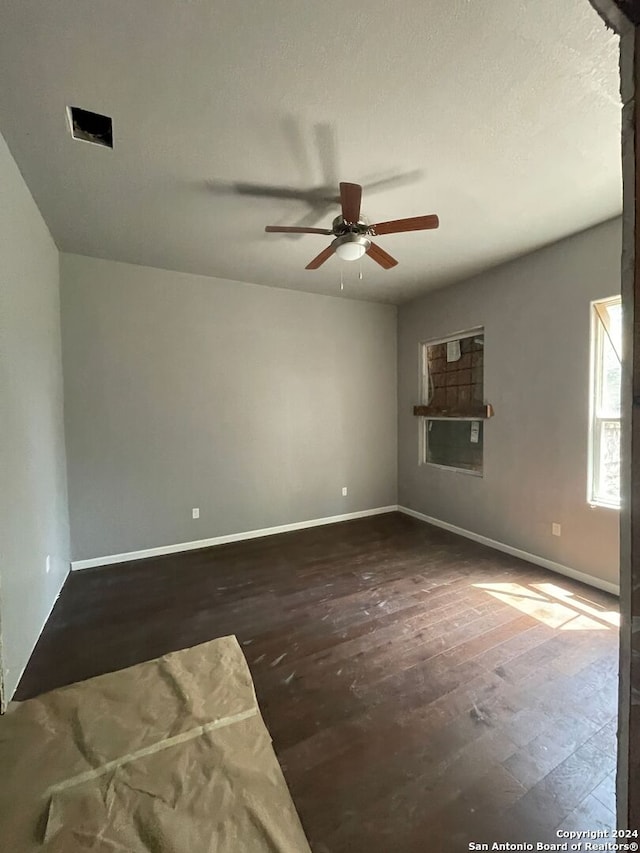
0 635 312 852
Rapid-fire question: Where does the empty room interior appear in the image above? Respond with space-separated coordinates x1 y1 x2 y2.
0 1 631 851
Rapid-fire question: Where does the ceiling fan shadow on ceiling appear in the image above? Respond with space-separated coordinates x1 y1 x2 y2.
204 170 425 237
264 182 439 270
205 115 424 235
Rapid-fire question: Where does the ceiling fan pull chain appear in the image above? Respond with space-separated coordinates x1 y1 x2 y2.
340 265 344 291
359 260 363 281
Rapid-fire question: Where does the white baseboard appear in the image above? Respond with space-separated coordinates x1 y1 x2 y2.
398 505 619 597
71 504 619 597
71 506 400 571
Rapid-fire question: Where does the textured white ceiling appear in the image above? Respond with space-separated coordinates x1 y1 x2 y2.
0 0 621 303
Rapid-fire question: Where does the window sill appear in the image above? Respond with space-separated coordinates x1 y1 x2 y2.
588 500 621 511
413 403 493 419
425 462 483 477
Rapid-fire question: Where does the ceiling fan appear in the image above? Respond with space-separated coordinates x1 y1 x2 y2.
264 182 439 270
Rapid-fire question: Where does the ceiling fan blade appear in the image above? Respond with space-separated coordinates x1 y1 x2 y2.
339 182 362 223
305 244 335 270
367 242 398 270
370 214 439 235
265 226 333 234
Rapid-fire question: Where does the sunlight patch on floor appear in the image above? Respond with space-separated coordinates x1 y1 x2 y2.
532 582 619 627
473 581 619 630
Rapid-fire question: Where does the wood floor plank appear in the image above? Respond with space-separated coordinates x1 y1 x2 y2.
590 770 617 813
556 793 616 835
506 739 616 837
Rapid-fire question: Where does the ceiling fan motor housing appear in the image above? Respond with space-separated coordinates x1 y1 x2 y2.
331 214 370 235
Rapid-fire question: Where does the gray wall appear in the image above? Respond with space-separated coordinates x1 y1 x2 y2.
60 254 397 562
398 217 621 588
0 131 70 705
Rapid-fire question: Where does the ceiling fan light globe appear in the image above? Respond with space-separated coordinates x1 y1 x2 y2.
332 233 371 263
335 242 366 262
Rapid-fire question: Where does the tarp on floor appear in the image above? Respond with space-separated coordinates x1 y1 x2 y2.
0 635 312 852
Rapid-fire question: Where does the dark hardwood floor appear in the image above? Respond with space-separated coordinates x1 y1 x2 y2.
18 512 619 852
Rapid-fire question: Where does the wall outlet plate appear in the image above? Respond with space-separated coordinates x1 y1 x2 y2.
552 522 561 537
192 508 200 519
342 487 348 497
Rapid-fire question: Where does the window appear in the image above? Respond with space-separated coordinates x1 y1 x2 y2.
420 329 485 474
589 296 621 508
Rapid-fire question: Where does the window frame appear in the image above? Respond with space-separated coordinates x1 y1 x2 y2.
588 295 622 509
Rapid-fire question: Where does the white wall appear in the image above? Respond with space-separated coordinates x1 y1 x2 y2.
398 218 621 589
0 131 70 706
60 254 398 563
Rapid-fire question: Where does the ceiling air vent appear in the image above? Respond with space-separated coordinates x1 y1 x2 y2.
67 106 113 149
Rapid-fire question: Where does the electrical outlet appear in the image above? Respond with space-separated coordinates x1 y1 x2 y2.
45 555 51 574
192 508 200 519
552 522 561 537
342 487 348 497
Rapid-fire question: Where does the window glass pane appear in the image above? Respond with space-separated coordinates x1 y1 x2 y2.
599 332 621 417
607 302 622 353
426 420 483 472
423 333 484 410
590 296 621 507
596 420 620 504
